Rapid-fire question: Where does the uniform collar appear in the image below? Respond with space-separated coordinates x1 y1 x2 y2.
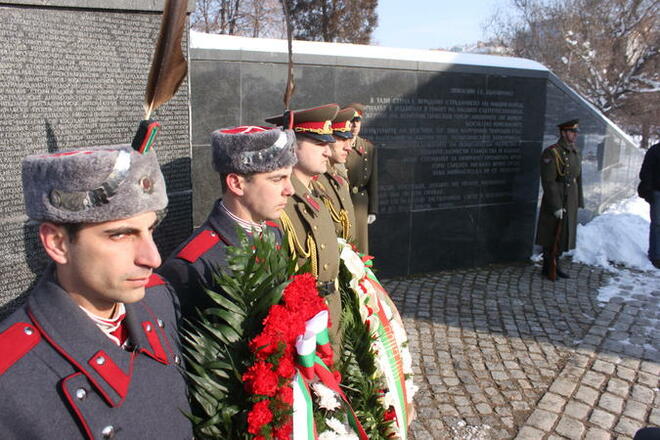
206 199 241 246
26 265 171 407
558 137 576 152
291 174 321 212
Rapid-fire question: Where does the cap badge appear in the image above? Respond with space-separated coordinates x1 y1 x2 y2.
139 176 154 194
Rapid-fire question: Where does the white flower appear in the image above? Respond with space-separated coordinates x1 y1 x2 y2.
326 417 348 435
401 347 413 373
319 417 359 440
311 382 342 411
339 242 366 280
405 378 419 401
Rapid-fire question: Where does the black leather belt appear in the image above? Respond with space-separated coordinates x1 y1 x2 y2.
317 281 335 297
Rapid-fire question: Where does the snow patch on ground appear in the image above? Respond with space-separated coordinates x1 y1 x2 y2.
571 196 659 303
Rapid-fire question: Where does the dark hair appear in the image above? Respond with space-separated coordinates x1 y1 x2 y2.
58 222 83 242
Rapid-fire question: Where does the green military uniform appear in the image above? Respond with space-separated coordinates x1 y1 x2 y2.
314 166 357 242
280 174 342 349
346 135 378 254
536 119 584 279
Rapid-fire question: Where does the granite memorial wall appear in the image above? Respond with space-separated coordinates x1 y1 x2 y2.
190 37 643 279
0 1 194 317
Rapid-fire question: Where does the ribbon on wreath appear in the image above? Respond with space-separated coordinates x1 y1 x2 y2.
292 311 368 440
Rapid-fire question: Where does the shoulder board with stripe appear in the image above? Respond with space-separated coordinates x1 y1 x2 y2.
0 322 41 375
265 221 280 229
145 273 166 288
177 230 221 263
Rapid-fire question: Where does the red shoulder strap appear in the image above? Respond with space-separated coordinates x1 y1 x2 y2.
177 230 221 263
145 273 166 288
265 221 280 229
0 322 41 375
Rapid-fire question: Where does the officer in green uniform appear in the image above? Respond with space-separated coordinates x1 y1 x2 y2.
313 106 358 242
536 119 584 280
265 104 344 354
345 102 378 255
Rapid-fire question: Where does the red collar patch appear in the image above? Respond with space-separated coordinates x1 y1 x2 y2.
0 322 41 375
304 193 320 211
177 230 222 263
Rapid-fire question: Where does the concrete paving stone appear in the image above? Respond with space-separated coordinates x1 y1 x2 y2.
564 400 591 420
555 415 585 438
614 416 643 437
606 377 631 397
619 358 641 369
514 426 545 440
574 385 600 406
598 392 624 414
640 361 660 376
649 407 660 426
622 399 649 421
584 427 612 440
589 409 617 430
616 365 637 382
592 359 615 375
475 403 492 415
438 404 460 417
526 408 559 431
630 384 654 404
550 378 579 397
582 371 607 389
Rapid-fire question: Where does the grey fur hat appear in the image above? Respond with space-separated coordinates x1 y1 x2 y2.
22 145 168 223
211 126 297 175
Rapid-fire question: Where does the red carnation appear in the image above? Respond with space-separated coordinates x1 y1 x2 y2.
243 362 279 397
277 385 294 405
384 406 397 422
275 354 296 378
249 332 282 360
273 420 293 440
247 400 273 435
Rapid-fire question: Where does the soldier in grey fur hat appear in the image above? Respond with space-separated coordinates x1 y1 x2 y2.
0 145 193 439
159 126 297 318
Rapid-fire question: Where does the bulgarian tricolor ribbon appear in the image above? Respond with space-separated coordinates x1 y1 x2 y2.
293 311 368 440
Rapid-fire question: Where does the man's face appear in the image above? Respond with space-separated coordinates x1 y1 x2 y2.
240 167 294 221
329 136 353 165
55 211 162 316
350 118 362 137
562 129 578 143
295 136 332 176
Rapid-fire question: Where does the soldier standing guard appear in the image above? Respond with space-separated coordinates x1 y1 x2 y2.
313 106 358 241
0 145 193 439
536 119 584 280
265 104 344 354
159 126 297 318
345 102 378 254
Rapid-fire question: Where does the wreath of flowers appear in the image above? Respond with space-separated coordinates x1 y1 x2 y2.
244 273 329 439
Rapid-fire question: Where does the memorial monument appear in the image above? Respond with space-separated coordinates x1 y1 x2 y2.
189 33 643 278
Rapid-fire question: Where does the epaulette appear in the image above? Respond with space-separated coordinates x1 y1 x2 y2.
177 230 221 263
331 174 345 186
0 322 41 375
145 273 167 288
265 221 280 229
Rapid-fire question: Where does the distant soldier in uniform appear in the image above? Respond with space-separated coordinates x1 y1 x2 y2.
159 126 297 318
537 119 584 280
345 102 378 254
637 142 660 269
265 104 344 352
314 106 358 241
0 145 193 439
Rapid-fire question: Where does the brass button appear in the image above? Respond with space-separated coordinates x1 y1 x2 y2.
313 225 318 230
320 244 326 250
323 264 329 271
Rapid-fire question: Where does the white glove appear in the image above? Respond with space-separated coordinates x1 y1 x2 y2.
553 208 565 219
367 214 376 224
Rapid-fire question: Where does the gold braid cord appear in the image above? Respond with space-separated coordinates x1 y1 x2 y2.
314 180 351 240
279 211 318 277
550 147 567 177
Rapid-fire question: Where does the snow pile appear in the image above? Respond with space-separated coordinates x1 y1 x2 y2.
596 268 660 303
572 196 655 271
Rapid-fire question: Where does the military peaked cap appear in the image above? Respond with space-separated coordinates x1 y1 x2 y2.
265 104 339 143
332 107 357 139
558 119 580 131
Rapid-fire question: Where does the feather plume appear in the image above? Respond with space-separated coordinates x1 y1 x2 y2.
143 0 188 120
281 0 296 110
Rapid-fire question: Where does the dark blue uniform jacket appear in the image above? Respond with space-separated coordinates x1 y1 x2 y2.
0 267 192 439
158 200 282 319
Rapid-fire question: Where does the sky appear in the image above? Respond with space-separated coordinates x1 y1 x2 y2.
372 0 507 50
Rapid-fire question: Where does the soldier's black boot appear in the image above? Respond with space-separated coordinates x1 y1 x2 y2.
541 249 552 279
556 260 570 279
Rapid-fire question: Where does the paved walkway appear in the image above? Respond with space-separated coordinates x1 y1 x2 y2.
384 260 659 440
